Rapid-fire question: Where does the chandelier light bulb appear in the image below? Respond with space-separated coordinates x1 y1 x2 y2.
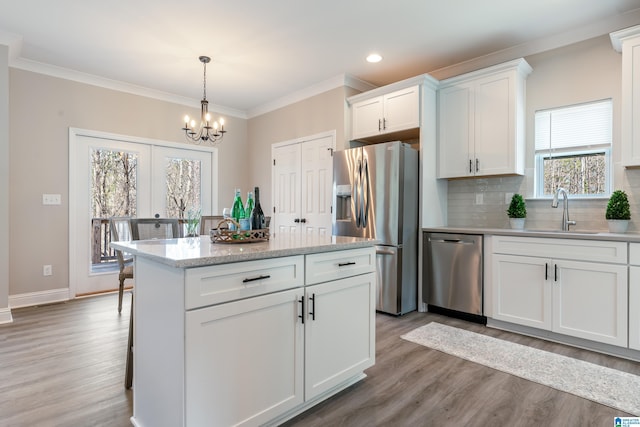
213 121 219 130
205 113 211 123
184 115 190 124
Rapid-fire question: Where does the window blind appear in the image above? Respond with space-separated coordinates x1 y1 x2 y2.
535 99 612 152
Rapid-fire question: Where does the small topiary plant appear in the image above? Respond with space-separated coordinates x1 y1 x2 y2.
606 190 631 220
507 193 527 218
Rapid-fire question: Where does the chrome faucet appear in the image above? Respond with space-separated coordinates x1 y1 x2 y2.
551 187 576 231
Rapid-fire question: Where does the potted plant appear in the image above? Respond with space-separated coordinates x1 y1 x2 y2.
606 190 631 233
185 208 201 237
507 193 527 230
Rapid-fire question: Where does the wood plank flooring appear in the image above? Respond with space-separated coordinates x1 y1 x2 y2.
1 294 639 426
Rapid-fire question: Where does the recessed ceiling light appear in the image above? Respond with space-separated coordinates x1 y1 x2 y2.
366 53 382 63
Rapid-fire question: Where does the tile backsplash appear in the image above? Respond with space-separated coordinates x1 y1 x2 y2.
447 169 640 232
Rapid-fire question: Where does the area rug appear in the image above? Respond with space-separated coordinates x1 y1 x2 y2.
401 322 640 416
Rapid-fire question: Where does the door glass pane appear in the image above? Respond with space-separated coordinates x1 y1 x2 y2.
165 157 202 218
90 148 137 272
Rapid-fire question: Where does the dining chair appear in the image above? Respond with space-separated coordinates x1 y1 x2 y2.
199 215 224 235
109 217 133 314
130 217 182 240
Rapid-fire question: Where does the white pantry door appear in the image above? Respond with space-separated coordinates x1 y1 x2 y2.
272 132 334 236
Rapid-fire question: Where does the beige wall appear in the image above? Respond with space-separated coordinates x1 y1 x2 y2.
0 46 8 314
8 68 248 297
247 86 358 214
447 35 640 231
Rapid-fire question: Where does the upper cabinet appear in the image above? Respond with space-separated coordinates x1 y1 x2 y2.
350 85 420 142
611 25 640 168
437 58 532 179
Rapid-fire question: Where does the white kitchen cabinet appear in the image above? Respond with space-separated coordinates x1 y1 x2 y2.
629 243 640 351
438 58 531 178
185 288 304 427
304 272 376 399
492 254 552 330
491 236 628 347
351 85 419 141
611 26 640 167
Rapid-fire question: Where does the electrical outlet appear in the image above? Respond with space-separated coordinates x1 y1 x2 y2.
505 192 514 204
43 265 52 276
43 194 61 205
475 193 484 205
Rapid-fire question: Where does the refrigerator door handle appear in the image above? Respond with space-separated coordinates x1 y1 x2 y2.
355 158 362 227
362 158 370 227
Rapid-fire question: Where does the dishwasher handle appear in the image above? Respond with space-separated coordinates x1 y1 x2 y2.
430 238 476 245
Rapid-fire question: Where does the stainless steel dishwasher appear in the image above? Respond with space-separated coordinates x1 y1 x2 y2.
423 232 485 323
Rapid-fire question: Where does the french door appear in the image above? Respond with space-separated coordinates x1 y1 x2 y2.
69 129 216 297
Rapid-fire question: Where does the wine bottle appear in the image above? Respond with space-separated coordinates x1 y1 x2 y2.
230 189 244 231
245 191 255 219
250 186 266 230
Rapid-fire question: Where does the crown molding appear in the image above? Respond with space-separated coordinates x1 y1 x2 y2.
246 73 376 118
9 56 247 119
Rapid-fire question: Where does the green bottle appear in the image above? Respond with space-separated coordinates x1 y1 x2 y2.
245 191 255 220
230 189 244 231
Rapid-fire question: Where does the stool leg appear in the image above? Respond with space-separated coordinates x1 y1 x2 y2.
125 294 133 389
118 277 124 313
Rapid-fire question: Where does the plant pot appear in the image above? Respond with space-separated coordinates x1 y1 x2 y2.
509 218 525 230
607 219 629 233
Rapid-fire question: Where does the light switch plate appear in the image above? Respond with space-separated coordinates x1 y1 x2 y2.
43 194 61 205
475 193 483 205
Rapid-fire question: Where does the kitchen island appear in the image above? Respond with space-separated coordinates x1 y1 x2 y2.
112 234 377 427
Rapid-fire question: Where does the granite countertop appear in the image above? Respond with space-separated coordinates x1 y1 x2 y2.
422 226 640 243
111 234 377 268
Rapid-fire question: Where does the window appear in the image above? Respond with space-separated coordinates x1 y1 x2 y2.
535 99 612 198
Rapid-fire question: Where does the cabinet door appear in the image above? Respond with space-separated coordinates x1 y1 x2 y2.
351 96 384 140
437 83 473 178
553 260 627 347
382 85 419 134
304 272 376 400
491 254 552 330
630 266 640 351
474 72 516 176
619 34 640 167
185 288 304 427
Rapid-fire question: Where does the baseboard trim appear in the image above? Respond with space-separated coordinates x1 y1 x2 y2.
9 288 70 309
0 307 13 324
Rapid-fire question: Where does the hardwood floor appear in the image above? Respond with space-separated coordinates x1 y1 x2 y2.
1 294 638 426
0 293 132 427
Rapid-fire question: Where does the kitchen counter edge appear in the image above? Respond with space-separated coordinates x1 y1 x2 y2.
422 226 640 243
111 235 378 268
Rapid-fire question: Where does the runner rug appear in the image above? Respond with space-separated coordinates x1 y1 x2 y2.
401 322 640 416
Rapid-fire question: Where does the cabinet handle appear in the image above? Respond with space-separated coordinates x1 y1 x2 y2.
554 264 558 282
476 158 479 172
378 119 382 131
309 293 316 321
469 159 472 173
383 118 387 130
242 274 271 283
298 296 305 324
294 218 300 223
545 263 548 281
338 261 356 267
300 218 306 223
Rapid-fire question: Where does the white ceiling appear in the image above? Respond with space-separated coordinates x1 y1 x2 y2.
1 0 639 118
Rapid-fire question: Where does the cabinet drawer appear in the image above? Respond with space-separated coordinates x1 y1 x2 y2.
492 235 627 264
630 243 640 266
185 256 304 309
306 247 375 285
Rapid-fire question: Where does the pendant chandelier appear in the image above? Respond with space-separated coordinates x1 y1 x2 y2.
182 56 227 145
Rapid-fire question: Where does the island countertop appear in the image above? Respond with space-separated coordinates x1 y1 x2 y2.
111 234 377 268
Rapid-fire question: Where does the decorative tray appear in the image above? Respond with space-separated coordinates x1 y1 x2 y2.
209 218 270 244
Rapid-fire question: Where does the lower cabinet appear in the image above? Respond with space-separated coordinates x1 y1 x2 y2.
185 288 305 427
304 273 376 399
630 267 640 351
491 236 628 347
183 248 376 427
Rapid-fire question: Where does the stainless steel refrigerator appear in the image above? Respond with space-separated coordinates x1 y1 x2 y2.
332 141 418 315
